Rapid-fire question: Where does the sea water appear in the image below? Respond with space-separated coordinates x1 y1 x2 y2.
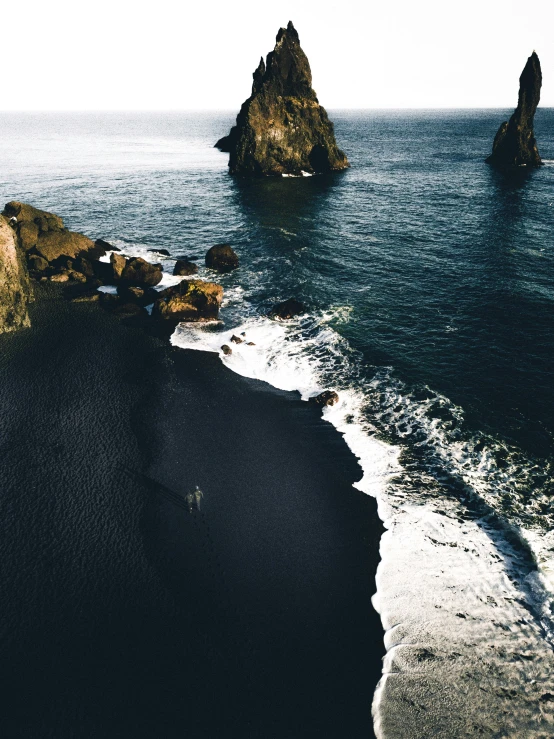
1 110 554 737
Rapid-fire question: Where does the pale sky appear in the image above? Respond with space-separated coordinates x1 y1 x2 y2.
2 0 553 110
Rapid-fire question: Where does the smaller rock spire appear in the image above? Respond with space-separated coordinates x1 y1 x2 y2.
486 52 543 169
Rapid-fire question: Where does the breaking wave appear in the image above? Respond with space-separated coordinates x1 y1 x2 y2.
171 288 554 737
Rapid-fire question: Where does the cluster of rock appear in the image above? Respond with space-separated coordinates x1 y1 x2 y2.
0 202 243 325
486 52 543 169
216 22 349 176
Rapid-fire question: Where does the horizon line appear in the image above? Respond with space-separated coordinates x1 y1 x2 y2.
1 106 554 113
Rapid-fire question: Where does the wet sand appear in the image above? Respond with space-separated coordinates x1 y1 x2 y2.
0 285 384 738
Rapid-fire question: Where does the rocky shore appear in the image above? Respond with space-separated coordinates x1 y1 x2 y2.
0 204 384 738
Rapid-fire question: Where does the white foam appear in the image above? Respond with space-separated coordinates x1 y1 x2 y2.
170 307 554 737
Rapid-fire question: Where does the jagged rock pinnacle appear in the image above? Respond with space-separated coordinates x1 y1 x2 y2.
486 52 543 169
215 21 349 176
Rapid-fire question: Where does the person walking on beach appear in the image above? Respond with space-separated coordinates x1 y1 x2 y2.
193 486 203 511
185 486 203 512
185 491 195 513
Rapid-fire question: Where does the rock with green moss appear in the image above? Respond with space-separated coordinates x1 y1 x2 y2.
152 280 223 322
216 21 349 176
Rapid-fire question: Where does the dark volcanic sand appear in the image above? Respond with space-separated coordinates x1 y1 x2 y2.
0 285 384 739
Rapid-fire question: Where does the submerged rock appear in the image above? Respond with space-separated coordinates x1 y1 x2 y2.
2 202 104 263
152 280 223 322
205 244 239 273
309 391 339 407
215 21 349 176
0 215 32 333
486 52 543 169
268 298 306 320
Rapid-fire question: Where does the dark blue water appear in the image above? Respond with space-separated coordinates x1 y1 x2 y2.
2 110 554 736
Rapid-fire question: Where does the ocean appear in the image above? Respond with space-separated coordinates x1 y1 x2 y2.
1 109 554 737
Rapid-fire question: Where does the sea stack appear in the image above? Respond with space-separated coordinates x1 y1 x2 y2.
215 21 349 176
486 52 543 169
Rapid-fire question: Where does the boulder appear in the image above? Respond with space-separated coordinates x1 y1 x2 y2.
72 256 95 279
268 298 306 320
221 345 232 356
205 244 239 273
230 335 243 344
309 391 339 407
2 201 104 263
173 259 198 276
215 22 349 176
116 284 156 306
152 279 223 322
148 248 170 256
121 257 163 287
35 231 98 263
110 252 127 281
0 215 32 333
486 52 543 168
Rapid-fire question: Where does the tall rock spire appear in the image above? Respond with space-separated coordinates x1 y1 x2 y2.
486 52 543 169
215 21 349 176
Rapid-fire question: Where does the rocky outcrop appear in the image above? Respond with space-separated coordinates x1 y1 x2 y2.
0 216 32 333
268 298 306 320
486 52 543 169
215 21 349 176
205 244 239 273
2 202 104 263
152 280 223 322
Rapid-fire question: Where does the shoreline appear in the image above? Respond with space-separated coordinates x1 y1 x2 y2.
0 283 385 738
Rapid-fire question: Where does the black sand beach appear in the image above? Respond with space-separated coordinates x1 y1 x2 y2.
0 286 384 738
